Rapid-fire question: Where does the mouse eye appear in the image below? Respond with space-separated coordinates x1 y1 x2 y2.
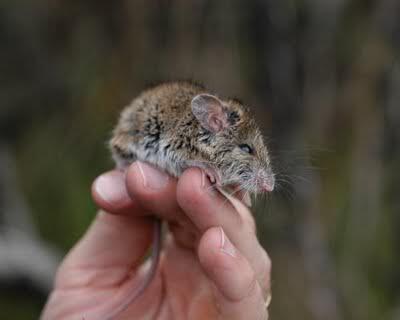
239 144 253 154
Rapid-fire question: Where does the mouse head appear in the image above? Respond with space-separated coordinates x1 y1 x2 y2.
191 94 275 195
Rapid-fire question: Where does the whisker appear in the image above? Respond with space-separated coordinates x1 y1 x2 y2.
218 185 249 207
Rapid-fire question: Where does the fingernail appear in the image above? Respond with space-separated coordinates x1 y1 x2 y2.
201 170 216 196
219 227 236 257
137 161 169 190
94 172 127 205
265 293 272 308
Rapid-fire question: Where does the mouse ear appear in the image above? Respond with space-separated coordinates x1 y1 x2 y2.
191 94 229 133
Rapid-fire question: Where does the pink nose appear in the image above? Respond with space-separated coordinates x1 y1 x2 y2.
260 182 274 192
257 171 275 193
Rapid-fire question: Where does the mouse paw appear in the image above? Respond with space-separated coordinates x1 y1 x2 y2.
184 160 221 186
203 168 219 185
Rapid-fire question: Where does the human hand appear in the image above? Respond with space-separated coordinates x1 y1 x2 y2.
41 162 272 319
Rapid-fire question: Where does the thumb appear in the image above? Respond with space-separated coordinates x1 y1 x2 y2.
41 171 155 319
56 170 153 285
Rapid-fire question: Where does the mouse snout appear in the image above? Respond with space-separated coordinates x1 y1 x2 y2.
260 181 274 192
257 168 275 193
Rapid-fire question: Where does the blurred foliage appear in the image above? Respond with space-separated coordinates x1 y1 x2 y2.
1 0 400 319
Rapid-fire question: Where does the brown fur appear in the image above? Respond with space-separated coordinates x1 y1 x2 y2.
110 81 274 194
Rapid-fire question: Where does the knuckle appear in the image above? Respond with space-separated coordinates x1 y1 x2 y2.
243 213 256 233
235 209 256 235
242 270 259 301
258 251 272 293
264 252 272 274
227 266 259 303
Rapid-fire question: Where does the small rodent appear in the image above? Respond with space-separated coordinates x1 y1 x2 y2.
105 81 275 319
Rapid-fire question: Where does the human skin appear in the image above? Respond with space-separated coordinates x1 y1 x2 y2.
41 161 272 319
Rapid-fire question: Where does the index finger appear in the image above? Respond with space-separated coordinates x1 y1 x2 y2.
125 161 201 248
177 168 272 295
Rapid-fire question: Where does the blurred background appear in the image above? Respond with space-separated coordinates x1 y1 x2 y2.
1 0 399 319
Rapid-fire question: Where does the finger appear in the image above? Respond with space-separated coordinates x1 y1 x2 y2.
91 169 142 215
42 211 162 320
125 161 199 248
177 168 271 294
55 211 153 288
125 161 185 220
198 227 269 320
55 170 155 289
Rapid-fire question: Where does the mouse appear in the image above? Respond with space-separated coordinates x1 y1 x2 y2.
105 80 275 319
